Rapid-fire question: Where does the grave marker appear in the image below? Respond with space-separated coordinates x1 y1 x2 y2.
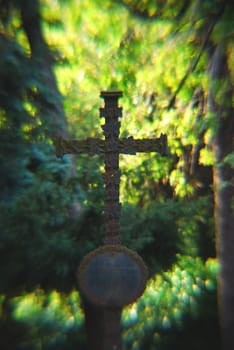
54 91 167 350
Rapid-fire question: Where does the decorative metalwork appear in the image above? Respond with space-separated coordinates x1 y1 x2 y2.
54 91 168 350
54 136 166 157
53 91 167 245
54 91 167 244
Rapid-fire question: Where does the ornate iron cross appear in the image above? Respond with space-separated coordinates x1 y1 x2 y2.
54 91 167 350
54 91 166 245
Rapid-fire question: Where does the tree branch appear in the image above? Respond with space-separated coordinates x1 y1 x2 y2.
167 5 226 110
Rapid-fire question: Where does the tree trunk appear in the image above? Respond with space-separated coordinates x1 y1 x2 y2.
19 0 69 139
19 0 81 216
208 40 234 350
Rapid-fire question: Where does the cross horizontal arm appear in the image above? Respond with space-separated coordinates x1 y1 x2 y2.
119 135 167 155
53 134 167 158
53 136 103 157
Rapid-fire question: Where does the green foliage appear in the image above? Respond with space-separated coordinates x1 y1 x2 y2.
0 0 233 348
0 143 84 293
121 195 215 274
0 290 85 350
123 256 220 350
121 201 179 273
0 257 219 350
0 11 85 293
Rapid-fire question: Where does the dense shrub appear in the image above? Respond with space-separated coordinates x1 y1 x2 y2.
0 256 219 350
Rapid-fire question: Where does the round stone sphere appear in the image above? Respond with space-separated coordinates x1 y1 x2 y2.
77 245 148 307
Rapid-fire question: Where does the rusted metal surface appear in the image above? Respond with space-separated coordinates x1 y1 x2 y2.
54 136 166 157
54 91 167 350
54 91 167 244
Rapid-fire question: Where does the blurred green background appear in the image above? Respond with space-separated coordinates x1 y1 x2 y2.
0 0 233 349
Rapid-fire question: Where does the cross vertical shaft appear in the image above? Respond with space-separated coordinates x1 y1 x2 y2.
100 91 122 245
